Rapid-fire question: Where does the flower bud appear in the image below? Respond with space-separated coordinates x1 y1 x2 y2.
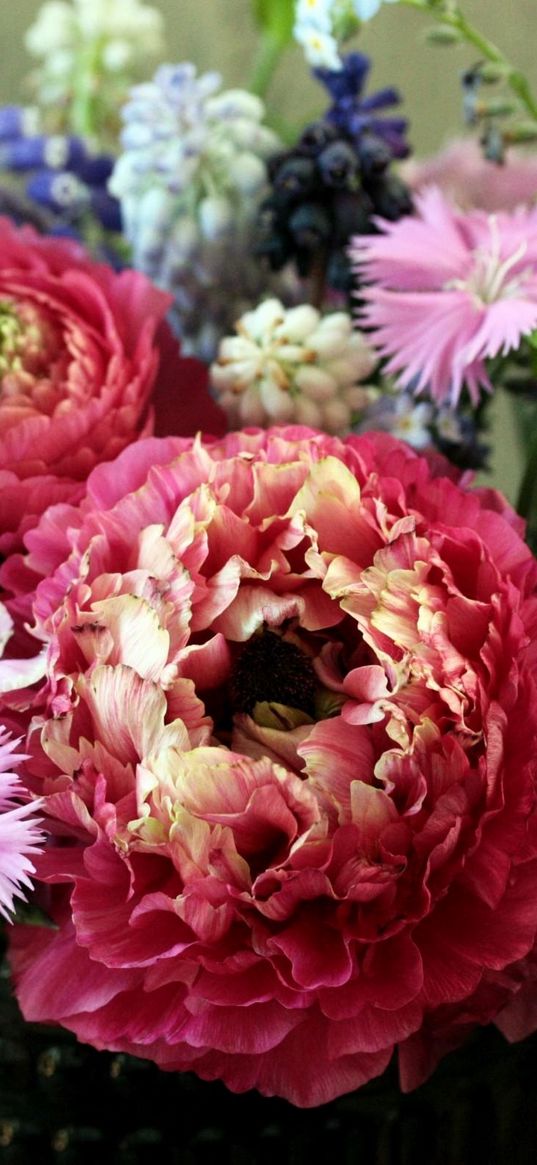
229 152 267 195
198 195 234 240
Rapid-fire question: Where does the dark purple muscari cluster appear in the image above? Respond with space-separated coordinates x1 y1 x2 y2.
256 53 413 295
0 105 121 238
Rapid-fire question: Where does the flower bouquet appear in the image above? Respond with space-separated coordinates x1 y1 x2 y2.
2 1 537 1160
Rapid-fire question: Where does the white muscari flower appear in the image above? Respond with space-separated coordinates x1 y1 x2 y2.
229 153 268 196
206 91 265 123
25 2 76 56
198 196 234 241
24 0 164 142
102 41 133 74
210 300 377 433
45 48 75 80
26 0 163 52
110 63 285 359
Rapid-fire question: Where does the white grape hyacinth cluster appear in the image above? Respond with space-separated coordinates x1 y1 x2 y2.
109 64 282 360
25 0 164 128
210 299 378 433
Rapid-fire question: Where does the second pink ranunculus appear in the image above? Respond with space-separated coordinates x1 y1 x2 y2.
6 427 537 1107
0 217 223 553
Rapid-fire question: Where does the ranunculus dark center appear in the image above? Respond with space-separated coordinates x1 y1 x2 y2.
231 630 317 717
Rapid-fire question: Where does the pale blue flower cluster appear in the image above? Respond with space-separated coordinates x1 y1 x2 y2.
110 64 282 359
294 0 399 70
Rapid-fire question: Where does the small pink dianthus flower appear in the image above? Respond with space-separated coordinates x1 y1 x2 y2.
351 186 537 405
0 728 42 920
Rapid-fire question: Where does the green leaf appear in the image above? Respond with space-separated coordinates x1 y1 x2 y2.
11 901 58 928
252 0 295 47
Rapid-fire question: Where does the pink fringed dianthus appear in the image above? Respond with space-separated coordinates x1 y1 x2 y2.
5 427 537 1106
351 186 537 405
402 139 537 213
0 729 42 920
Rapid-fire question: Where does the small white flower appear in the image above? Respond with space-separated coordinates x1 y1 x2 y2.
211 299 377 434
293 0 398 69
358 393 434 449
294 23 343 70
352 0 399 21
295 0 334 32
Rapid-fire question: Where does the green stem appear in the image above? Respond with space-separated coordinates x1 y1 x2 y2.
516 422 537 520
399 0 537 122
70 37 103 139
248 30 285 99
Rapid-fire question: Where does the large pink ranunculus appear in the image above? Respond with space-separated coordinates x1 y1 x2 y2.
6 428 537 1106
0 217 224 553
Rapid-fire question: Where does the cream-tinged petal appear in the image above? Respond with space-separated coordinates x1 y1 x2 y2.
350 781 398 857
76 665 189 764
88 594 170 680
0 648 48 693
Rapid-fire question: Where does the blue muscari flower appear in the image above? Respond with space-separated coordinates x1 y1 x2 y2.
0 104 121 240
76 155 115 186
315 51 410 159
25 170 88 214
89 188 122 232
0 134 88 172
0 105 40 142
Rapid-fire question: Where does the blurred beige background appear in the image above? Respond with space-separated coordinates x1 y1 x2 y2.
1 0 535 154
1 0 534 498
